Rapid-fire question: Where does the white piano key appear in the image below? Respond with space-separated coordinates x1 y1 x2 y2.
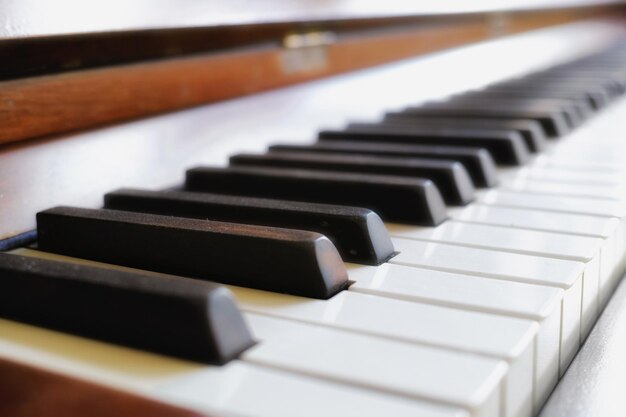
347 263 562 320
501 179 625 201
347 263 562 408
541 143 626 156
448 206 621 298
545 151 626 167
448 204 620 239
473 191 626 306
499 166 626 186
389 238 583 293
235 287 537 361
389 238 584 372
156 363 471 417
386 221 602 338
0 319 468 417
544 144 626 166
233 287 536 417
243 313 508 417
533 157 626 173
476 189 626 218
386 221 602 262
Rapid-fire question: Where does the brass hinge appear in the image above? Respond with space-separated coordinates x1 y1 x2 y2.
280 30 336 74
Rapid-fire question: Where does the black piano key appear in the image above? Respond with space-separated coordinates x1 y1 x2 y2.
268 141 498 188
359 117 547 153
318 126 529 166
37 207 349 299
185 166 448 226
520 73 622 96
0 252 255 364
488 82 611 109
229 152 475 206
104 188 395 266
486 85 609 110
444 96 586 127
542 70 626 91
453 90 594 119
401 102 570 137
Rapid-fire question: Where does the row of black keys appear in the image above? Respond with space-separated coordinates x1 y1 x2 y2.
3 42 626 366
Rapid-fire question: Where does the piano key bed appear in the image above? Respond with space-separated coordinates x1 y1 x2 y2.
3 20 626 417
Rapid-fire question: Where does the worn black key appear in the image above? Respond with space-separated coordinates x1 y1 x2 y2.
443 96 585 127
104 188 395 265
37 207 349 299
484 84 609 110
401 102 570 137
519 73 622 96
541 69 626 92
318 126 529 166
360 117 547 153
488 82 611 109
269 141 498 188
0 252 255 364
451 90 594 119
185 166 448 226
230 152 475 206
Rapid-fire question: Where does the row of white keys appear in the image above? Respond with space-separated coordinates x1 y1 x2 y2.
473 190 626 305
233 287 536 417
0 318 469 417
243 313 507 417
500 136 626 279
388 238 584 374
448 203 622 303
386 221 602 339
6 248 512 417
347 263 563 408
350 118 626 405
438 99 626 352
461 114 626 327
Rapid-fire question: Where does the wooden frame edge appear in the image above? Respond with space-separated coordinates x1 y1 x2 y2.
0 7 623 145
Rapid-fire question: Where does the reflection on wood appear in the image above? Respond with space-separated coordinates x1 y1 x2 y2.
1 6 622 145
0 357 208 417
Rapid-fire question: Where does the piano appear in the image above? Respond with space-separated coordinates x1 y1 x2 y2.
2 2 626 416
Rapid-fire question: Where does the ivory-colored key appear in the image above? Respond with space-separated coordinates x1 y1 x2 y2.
389 238 584 372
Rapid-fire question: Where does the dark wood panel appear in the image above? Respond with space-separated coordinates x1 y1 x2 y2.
0 357 209 417
2 4 624 81
0 20 621 242
1 7 622 146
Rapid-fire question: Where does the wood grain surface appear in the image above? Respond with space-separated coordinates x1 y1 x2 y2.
3 0 623 39
1 6 622 146
0 20 621 242
0 356 210 417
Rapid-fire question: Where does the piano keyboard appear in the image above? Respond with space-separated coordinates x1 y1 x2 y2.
2 19 626 417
